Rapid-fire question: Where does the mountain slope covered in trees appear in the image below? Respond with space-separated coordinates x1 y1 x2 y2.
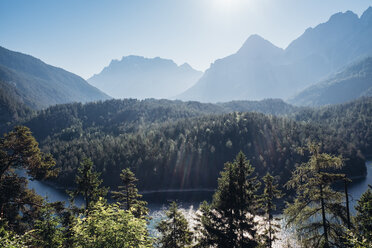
0 46 110 109
11 97 370 191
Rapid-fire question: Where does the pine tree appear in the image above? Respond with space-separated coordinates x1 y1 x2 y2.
69 157 108 211
156 201 193 248
197 151 260 248
0 126 57 233
112 168 148 218
284 143 347 248
259 172 282 248
25 203 63 248
353 186 372 244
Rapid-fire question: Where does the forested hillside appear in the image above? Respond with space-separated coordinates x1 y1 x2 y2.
12 97 370 191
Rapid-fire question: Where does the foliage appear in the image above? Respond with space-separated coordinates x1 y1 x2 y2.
69 157 108 211
353 187 372 244
156 201 193 248
24 203 63 248
0 126 57 233
197 152 260 247
72 199 153 248
112 168 148 218
259 172 282 248
0 222 26 248
284 143 347 248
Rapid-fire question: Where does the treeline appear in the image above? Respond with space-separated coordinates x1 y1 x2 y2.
1 128 371 247
10 97 370 191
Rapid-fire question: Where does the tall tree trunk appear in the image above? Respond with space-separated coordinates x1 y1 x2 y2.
344 179 351 229
319 184 329 247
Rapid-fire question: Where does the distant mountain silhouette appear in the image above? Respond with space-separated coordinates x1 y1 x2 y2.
88 56 202 99
289 57 372 106
0 46 110 109
178 7 372 103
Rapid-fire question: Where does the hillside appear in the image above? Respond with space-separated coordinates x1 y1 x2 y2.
178 7 372 103
0 46 110 109
289 57 372 106
88 56 202 99
12 97 369 190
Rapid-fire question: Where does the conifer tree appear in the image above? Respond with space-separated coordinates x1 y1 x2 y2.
156 201 193 248
25 203 63 248
284 143 347 248
112 168 148 218
259 172 282 248
197 151 260 248
0 126 57 233
69 157 108 211
353 186 372 244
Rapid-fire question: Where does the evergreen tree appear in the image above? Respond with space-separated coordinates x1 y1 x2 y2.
25 203 63 248
72 198 153 248
156 201 193 248
0 126 57 233
112 168 148 218
69 157 108 211
197 152 260 248
259 172 282 248
353 186 372 244
284 143 347 248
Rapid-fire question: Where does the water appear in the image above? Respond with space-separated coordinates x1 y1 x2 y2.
26 161 372 239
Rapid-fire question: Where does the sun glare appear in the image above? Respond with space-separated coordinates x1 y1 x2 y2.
213 0 244 13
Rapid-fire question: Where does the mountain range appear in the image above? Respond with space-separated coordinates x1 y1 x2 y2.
177 7 372 103
0 46 110 110
88 56 202 99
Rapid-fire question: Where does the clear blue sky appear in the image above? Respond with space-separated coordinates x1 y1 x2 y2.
1 0 371 79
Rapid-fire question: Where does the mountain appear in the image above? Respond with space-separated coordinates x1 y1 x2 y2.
178 7 372 103
289 57 372 106
88 56 202 99
0 46 110 109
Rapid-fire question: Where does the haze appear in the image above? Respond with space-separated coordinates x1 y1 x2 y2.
0 0 370 79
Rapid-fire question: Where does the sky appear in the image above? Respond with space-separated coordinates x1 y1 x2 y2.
0 0 371 79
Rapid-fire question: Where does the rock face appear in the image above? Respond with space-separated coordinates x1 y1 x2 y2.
289 57 372 106
0 46 110 109
88 56 202 99
178 7 372 103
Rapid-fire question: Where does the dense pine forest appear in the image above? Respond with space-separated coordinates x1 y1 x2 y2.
5 97 369 191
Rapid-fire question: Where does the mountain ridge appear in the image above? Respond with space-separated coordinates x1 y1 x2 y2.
88 55 202 99
0 46 111 109
178 7 372 103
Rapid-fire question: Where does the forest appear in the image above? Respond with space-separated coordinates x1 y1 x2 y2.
0 126 370 247
4 97 369 191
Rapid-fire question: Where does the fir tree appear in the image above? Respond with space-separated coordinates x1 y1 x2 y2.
353 186 372 244
284 143 347 248
69 157 108 211
156 201 193 248
25 203 63 248
0 126 57 233
112 168 148 218
259 172 282 248
197 151 260 248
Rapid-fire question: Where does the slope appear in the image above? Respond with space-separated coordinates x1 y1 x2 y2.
289 57 372 106
0 46 110 109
